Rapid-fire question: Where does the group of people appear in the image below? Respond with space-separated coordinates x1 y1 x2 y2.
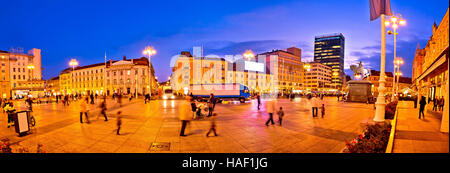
180 94 218 137
78 95 123 135
432 97 445 112
1 99 16 128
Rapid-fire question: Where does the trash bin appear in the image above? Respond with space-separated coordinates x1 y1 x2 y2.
13 111 31 137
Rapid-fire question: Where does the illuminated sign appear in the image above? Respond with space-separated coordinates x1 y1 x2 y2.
244 61 264 72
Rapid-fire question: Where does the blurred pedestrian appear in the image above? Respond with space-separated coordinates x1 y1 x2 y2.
144 93 150 104
257 93 261 110
117 93 122 107
419 96 426 119
90 94 95 104
277 107 284 126
206 113 218 137
207 98 214 117
98 98 108 121
80 98 90 123
116 111 122 135
432 98 437 111
209 93 216 109
439 97 444 111
265 99 277 126
179 96 193 136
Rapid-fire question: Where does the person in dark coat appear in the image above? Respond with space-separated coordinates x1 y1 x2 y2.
419 96 427 119
257 93 261 110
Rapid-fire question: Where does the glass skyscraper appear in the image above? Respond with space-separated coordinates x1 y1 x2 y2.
313 33 345 88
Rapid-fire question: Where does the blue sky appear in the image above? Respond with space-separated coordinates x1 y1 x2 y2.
1 0 448 81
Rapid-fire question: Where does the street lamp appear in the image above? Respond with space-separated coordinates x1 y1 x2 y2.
386 14 406 101
393 58 403 98
143 46 156 99
69 59 78 95
243 50 255 60
27 64 35 80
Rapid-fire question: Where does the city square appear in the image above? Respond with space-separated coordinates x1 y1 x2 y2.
0 0 449 156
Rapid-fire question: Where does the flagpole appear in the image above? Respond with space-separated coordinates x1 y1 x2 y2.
104 52 107 96
374 14 387 122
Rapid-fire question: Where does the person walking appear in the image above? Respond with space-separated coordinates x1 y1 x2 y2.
4 101 15 128
265 99 277 126
98 98 108 121
90 94 95 104
80 98 90 123
419 96 427 119
432 98 437 111
206 113 218 137
257 93 261 110
116 111 122 135
207 98 214 117
277 107 284 126
179 96 193 136
210 93 216 109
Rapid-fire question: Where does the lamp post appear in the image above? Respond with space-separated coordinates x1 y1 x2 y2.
374 14 387 122
386 14 406 101
69 59 78 95
394 58 403 99
143 46 156 99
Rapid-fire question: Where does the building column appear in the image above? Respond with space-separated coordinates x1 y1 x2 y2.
440 72 449 133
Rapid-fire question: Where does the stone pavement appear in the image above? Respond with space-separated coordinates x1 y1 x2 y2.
1 97 378 153
393 101 449 153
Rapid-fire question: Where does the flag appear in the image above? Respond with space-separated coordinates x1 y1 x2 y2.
369 0 392 21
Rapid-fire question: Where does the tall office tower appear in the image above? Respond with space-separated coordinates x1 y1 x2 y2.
314 33 345 89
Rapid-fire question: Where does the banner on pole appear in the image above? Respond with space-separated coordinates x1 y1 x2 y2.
369 0 392 21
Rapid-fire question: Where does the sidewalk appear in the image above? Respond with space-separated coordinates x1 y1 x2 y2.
393 101 449 153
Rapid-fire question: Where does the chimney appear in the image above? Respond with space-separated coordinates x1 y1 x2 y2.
123 56 127 60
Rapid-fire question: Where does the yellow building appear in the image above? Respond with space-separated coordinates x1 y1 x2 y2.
259 47 304 94
304 62 332 92
365 70 412 97
411 8 448 132
170 51 277 95
46 76 60 96
0 50 11 99
0 48 43 99
59 56 157 96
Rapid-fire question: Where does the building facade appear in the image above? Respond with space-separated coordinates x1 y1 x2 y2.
314 33 345 89
365 70 412 97
170 49 278 95
304 62 332 92
59 56 157 96
259 47 304 94
0 48 43 99
411 8 449 132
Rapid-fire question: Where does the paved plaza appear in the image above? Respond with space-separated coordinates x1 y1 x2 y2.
1 97 379 153
393 101 449 153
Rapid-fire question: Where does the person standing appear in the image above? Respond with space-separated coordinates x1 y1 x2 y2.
210 94 216 109
277 107 284 126
116 111 122 135
4 101 15 128
337 94 340 101
321 99 326 118
311 95 319 118
80 98 90 123
265 99 277 126
439 97 444 111
419 96 427 119
179 96 193 136
207 98 214 117
257 93 261 110
206 113 218 137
